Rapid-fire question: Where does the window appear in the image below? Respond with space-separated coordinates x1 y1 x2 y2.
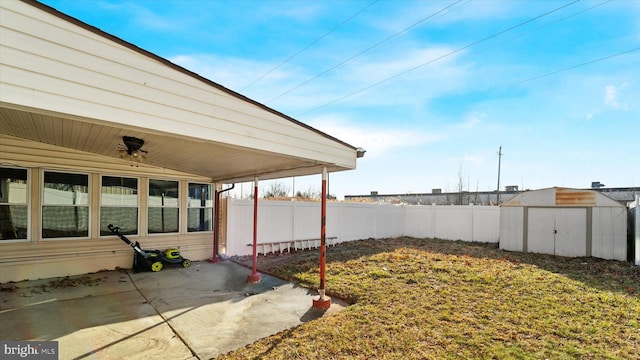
148 179 179 234
101 176 138 236
42 171 89 238
0 167 28 240
188 183 213 232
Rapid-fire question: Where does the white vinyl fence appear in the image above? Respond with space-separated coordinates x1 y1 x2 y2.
225 199 500 256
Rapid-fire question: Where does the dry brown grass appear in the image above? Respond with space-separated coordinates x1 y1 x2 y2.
220 237 640 359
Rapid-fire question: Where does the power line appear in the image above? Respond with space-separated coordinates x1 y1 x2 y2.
473 0 612 56
503 46 640 88
266 0 468 103
295 0 581 117
240 0 379 91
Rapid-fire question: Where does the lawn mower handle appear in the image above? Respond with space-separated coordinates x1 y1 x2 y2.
108 224 133 246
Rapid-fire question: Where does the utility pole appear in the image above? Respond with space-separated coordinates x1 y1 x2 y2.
496 146 503 205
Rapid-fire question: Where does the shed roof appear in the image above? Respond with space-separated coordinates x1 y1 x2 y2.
0 0 359 182
501 187 624 208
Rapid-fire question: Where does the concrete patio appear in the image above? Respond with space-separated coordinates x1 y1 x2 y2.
0 261 345 359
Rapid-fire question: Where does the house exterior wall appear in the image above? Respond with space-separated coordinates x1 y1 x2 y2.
0 137 215 283
0 0 355 170
0 1 362 283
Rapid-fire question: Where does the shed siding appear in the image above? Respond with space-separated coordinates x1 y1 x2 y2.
553 208 587 257
555 188 596 206
592 207 627 261
499 188 627 261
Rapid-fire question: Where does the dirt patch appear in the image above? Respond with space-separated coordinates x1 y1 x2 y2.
48 275 106 289
0 285 19 293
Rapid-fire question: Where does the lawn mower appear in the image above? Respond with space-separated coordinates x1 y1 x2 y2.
108 224 191 272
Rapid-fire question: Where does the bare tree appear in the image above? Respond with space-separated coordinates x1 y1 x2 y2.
473 179 480 205
296 186 320 199
262 181 289 198
444 184 453 205
456 165 466 205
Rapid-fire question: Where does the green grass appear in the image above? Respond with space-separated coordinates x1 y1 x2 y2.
220 237 640 359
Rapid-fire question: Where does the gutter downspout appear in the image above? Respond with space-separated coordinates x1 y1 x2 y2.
210 184 234 263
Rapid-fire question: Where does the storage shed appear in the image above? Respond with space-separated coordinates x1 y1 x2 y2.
500 187 627 261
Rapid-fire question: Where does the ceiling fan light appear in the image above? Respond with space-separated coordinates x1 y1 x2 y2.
118 136 147 164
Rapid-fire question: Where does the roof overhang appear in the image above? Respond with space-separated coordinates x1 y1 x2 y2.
0 103 355 183
0 0 360 183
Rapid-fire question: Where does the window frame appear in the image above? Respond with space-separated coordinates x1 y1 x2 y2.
147 178 180 235
41 169 90 240
187 182 214 233
99 175 140 237
0 166 30 242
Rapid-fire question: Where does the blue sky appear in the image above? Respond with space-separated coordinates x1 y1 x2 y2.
40 0 640 199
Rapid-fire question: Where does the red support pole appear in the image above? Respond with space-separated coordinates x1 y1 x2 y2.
313 167 331 309
247 177 261 283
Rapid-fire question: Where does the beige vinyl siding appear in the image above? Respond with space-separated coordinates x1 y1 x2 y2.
0 233 213 283
0 136 215 282
0 1 355 169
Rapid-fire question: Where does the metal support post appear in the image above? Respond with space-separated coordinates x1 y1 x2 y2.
313 167 331 309
248 176 262 283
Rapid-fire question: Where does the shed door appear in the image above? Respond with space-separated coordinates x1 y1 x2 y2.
527 208 587 257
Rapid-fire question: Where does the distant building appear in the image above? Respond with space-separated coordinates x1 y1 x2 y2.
345 186 640 206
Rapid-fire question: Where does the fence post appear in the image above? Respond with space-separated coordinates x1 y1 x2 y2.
469 203 474 242
431 203 437 239
374 203 378 239
291 198 297 244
